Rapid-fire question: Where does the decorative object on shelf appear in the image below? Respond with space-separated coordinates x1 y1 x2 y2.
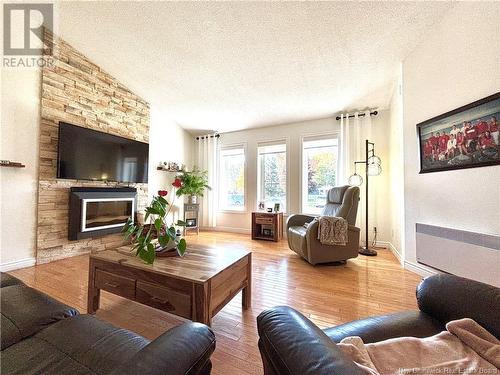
258 201 265 210
123 189 187 264
252 212 284 242
0 160 26 168
417 92 500 174
349 140 382 256
175 168 211 205
273 203 280 212
157 161 185 172
184 203 200 235
267 208 273 213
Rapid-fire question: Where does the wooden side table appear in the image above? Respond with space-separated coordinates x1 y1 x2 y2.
251 212 283 242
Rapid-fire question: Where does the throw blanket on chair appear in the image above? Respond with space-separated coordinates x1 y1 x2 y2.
317 216 348 246
337 318 500 374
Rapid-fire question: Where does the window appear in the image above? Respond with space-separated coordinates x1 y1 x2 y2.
219 147 245 211
301 135 339 214
257 142 287 212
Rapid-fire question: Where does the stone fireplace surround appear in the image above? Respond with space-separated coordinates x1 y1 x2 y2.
36 29 150 264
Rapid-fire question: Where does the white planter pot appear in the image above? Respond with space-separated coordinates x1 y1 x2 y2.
188 195 198 204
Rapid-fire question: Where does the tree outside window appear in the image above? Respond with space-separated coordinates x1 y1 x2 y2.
258 143 286 211
219 147 245 210
302 137 338 214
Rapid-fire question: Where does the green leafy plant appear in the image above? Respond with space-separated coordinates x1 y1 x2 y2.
175 168 211 197
122 194 186 264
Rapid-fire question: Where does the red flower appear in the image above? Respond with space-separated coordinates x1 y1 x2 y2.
158 190 168 197
172 178 182 188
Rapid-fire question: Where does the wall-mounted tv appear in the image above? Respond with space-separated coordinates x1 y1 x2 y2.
57 122 149 183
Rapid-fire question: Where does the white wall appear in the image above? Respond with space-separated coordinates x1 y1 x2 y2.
214 113 393 240
386 69 404 261
0 68 41 270
148 107 194 223
402 3 500 266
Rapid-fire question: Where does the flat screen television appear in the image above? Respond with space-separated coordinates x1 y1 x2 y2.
57 122 149 183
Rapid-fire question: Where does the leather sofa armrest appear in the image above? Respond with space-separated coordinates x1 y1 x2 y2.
417 274 500 339
109 322 215 375
323 311 444 344
1 273 24 288
286 214 315 230
257 306 362 375
1 284 79 350
348 225 360 232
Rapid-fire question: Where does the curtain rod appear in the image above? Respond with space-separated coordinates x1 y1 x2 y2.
336 111 378 121
195 134 220 140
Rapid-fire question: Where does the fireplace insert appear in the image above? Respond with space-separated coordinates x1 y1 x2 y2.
69 187 137 240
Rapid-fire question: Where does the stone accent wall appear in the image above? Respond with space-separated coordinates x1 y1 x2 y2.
37 30 150 263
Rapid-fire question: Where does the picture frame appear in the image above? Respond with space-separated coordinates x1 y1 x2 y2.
417 92 500 174
262 228 272 236
274 203 280 212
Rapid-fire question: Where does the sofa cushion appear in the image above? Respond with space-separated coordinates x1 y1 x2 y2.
1 284 78 350
323 311 444 344
1 315 150 375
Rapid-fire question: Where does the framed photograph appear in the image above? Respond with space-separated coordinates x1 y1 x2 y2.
274 203 280 212
417 92 500 173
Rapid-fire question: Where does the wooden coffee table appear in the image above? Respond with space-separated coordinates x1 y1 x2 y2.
87 244 251 326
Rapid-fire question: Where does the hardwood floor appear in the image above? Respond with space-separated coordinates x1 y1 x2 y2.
9 231 422 375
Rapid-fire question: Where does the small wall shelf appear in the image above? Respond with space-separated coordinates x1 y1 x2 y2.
156 167 182 172
0 161 25 168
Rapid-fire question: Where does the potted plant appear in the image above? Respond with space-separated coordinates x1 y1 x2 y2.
175 168 211 204
122 187 186 264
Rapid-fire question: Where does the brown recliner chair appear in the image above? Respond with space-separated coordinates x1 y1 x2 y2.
287 185 360 265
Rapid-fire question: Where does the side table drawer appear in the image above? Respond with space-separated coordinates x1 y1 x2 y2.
255 217 274 225
95 269 135 299
136 280 192 319
185 204 198 211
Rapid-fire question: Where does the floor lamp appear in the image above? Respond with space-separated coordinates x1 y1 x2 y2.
348 140 382 256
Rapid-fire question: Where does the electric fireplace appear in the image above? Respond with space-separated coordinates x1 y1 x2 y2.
68 187 137 240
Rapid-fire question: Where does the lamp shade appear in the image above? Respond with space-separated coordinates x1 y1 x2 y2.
348 173 363 186
368 155 381 166
367 163 382 176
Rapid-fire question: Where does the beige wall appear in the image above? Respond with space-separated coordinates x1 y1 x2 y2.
36 30 150 264
402 2 500 269
214 112 393 242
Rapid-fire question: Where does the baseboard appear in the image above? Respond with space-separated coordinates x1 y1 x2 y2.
375 240 402 265
200 226 251 235
0 257 36 272
404 260 439 278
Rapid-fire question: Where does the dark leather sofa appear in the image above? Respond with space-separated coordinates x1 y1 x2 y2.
257 274 500 375
0 273 216 375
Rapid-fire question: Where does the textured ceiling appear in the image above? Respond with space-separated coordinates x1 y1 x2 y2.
55 1 452 133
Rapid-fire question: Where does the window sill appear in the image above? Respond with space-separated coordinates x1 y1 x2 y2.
218 209 248 215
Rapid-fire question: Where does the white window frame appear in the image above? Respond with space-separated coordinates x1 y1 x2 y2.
218 142 247 213
256 138 289 213
299 132 340 215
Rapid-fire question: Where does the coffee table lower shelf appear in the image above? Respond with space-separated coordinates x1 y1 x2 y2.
87 250 252 327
